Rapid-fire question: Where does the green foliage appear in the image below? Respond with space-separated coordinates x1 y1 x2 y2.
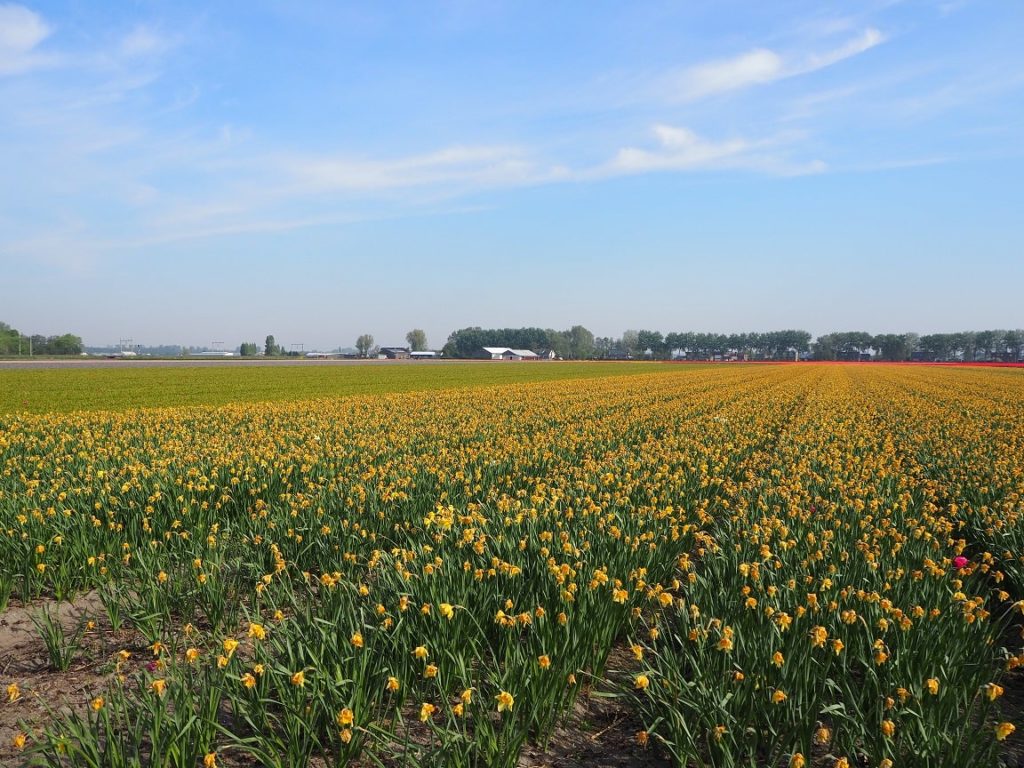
0 361 668 414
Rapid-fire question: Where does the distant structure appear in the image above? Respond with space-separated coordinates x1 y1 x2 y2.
478 347 540 360
378 347 411 360
410 350 441 359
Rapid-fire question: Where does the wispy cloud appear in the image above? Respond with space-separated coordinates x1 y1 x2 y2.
603 124 825 176
279 145 570 193
666 27 884 101
0 3 57 75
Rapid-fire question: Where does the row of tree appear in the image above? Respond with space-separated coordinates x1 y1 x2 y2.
0 322 83 355
813 330 1024 361
441 326 1024 362
442 326 596 359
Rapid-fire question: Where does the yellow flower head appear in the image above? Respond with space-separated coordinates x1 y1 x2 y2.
203 753 217 768
6 683 20 702
635 674 650 690
496 690 515 712
337 708 354 727
439 603 455 620
997 722 1015 741
419 702 436 722
90 696 104 712
291 671 306 687
413 645 428 660
810 626 827 648
387 676 400 692
351 632 364 648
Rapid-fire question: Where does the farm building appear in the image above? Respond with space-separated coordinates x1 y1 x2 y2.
378 347 411 360
410 350 441 359
479 347 540 360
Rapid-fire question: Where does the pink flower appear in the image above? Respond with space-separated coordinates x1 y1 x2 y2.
953 556 969 570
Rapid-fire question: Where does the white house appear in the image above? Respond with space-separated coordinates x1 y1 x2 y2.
479 347 539 360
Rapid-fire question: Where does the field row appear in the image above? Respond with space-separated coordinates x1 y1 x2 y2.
0 364 1022 767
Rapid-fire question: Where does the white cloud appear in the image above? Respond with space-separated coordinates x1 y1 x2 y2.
282 144 569 192
668 28 884 101
797 28 884 74
0 3 55 75
119 25 175 58
605 124 825 176
674 49 784 101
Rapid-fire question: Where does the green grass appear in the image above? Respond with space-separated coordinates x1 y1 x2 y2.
0 361 681 414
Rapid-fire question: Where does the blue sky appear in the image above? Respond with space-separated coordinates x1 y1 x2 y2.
1 1 1022 350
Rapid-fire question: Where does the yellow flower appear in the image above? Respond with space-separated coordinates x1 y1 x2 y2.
90 696 104 712
291 671 306 687
925 677 939 695
248 623 266 640
151 679 166 697
6 683 20 702
424 664 438 679
831 639 844 655
772 651 784 667
496 690 515 712
636 730 649 747
439 603 455 619
185 647 200 664
204 753 217 768
881 720 895 738
996 722 1015 741
772 689 787 704
460 688 473 704
413 645 428 660
337 708 354 727
387 676 401 692
241 673 257 689
814 727 831 744
631 644 644 661
634 674 650 690
789 754 806 768
987 683 1005 701
340 728 353 744
538 655 551 669
351 631 364 648
223 638 239 656
217 655 230 669
12 732 27 751
810 626 827 648
419 702 436 722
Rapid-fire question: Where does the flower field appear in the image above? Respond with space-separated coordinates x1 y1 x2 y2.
1 363 1023 767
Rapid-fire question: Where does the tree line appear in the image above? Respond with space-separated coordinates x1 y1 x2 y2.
442 326 1024 361
0 322 83 356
